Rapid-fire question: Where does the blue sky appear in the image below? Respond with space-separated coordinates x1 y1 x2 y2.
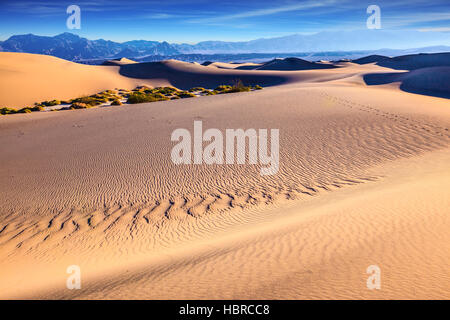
0 0 449 43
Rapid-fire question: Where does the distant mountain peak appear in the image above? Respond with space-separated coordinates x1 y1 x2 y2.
1 30 449 62
54 32 83 43
55 32 80 38
0 32 180 61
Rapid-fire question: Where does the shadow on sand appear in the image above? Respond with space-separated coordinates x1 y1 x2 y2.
363 66 450 99
118 61 288 89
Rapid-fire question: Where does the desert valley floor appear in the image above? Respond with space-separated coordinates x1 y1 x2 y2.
0 53 449 299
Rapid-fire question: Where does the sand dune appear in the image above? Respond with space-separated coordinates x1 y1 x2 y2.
0 53 360 107
118 59 288 88
0 53 404 109
225 57 339 71
354 52 450 70
0 52 155 108
0 52 449 299
363 66 450 98
353 54 390 65
201 61 261 69
117 58 356 89
352 53 450 98
249 57 338 71
102 57 138 66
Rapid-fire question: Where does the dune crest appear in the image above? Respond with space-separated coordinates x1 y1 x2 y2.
102 57 138 66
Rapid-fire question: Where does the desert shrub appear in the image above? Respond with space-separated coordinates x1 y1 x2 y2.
104 94 121 101
127 92 169 104
95 91 122 102
117 89 130 95
0 107 17 115
214 85 232 92
71 96 103 106
101 89 117 95
203 90 216 96
90 94 109 102
176 91 196 98
41 100 61 106
253 85 263 90
214 80 252 94
29 105 44 112
110 99 123 106
227 86 251 93
70 102 89 109
133 85 152 92
154 87 179 95
1 105 42 114
228 79 251 92
188 87 206 92
170 96 181 100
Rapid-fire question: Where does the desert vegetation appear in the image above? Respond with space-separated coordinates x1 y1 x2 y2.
1 82 263 115
1 105 44 115
127 92 169 104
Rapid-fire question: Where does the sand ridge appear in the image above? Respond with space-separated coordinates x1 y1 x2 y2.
0 52 397 108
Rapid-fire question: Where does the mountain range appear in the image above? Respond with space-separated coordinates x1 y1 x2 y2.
0 30 449 62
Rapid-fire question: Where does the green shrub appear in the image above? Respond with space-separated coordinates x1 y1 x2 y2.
71 96 103 106
154 87 179 95
70 102 89 109
204 90 216 96
90 94 109 102
214 80 252 94
176 91 196 98
133 85 152 92
105 95 121 101
227 86 251 93
29 105 44 112
0 107 17 115
188 87 206 92
253 85 263 90
110 99 123 106
127 92 169 104
214 85 232 92
0 106 42 114
41 100 61 106
228 79 251 93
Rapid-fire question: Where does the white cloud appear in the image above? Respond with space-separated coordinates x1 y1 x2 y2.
187 0 337 24
418 27 450 32
383 12 450 28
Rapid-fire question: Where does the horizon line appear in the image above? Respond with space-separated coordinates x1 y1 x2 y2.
1 28 450 44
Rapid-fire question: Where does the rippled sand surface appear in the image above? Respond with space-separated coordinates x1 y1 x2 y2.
1 53 449 299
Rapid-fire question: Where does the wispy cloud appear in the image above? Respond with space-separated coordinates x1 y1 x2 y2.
382 12 450 28
1 0 134 16
146 13 176 19
419 27 450 32
187 0 337 24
